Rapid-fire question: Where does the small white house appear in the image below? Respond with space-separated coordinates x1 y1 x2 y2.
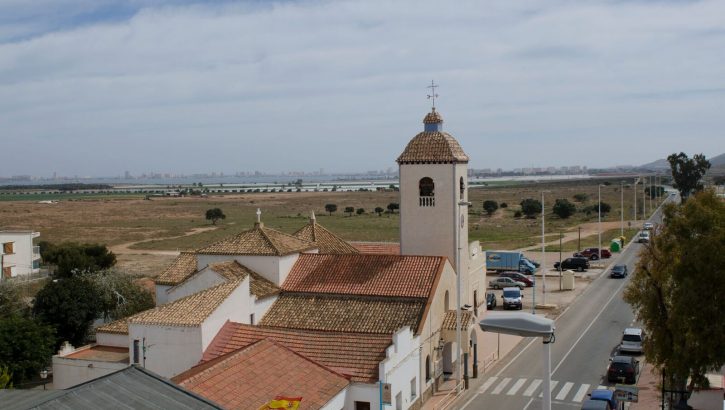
0 230 41 278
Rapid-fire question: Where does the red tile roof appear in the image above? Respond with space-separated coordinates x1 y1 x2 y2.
283 254 445 298
202 322 391 383
175 339 349 410
350 241 400 255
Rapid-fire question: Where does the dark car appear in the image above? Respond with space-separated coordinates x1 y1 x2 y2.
574 247 612 260
554 257 590 272
610 265 628 278
607 355 639 384
486 292 497 310
499 271 535 287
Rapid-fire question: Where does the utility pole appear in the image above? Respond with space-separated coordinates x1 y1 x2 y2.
598 184 602 260
541 191 546 306
578 226 581 251
620 181 624 238
634 176 638 225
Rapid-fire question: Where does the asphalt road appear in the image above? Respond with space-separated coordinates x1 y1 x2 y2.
459 195 672 410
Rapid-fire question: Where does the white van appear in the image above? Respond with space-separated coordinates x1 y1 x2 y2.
638 231 650 243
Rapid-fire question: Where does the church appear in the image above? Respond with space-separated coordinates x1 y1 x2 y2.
52 105 488 410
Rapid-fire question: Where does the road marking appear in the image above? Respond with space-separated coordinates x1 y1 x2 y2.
506 378 528 395
477 377 497 394
555 382 574 401
572 384 590 402
491 377 512 395
523 379 542 396
539 380 559 397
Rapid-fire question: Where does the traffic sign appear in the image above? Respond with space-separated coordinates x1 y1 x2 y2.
614 384 639 403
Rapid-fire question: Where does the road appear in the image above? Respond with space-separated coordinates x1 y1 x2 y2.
459 196 671 410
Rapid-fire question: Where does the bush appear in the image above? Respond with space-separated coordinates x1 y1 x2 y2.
41 242 117 278
500 203 508 208
573 193 589 202
483 200 499 216
552 199 576 219
514 210 523 218
520 198 542 218
324 204 337 215
344 206 355 216
374 207 384 216
356 208 365 215
387 203 399 213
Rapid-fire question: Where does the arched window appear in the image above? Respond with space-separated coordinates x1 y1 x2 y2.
419 177 435 207
460 177 465 200
425 355 431 381
444 290 450 311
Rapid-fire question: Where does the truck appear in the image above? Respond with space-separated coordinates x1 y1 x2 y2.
485 250 537 274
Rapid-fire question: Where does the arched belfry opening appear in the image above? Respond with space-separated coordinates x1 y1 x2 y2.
460 176 465 200
419 177 435 207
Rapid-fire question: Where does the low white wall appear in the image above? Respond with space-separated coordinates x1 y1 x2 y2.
96 332 128 348
166 269 225 304
321 386 348 410
128 324 203 378
52 354 128 389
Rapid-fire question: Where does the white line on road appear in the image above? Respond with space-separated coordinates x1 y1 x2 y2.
539 380 559 397
477 377 497 394
491 377 512 395
572 384 590 402
555 382 574 401
523 379 542 396
506 378 528 396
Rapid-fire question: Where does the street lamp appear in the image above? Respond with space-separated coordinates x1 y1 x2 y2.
541 191 547 306
455 200 471 393
598 184 602 260
480 313 556 410
620 181 624 238
39 368 49 390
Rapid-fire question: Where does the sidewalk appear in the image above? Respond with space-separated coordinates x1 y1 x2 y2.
631 362 724 410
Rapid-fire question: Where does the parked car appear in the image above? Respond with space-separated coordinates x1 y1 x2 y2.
581 399 612 410
610 265 628 278
638 231 650 243
619 328 644 354
589 389 619 409
574 247 612 260
501 287 523 310
486 292 497 310
643 222 654 230
499 271 535 287
488 277 525 290
607 355 639 384
554 257 590 272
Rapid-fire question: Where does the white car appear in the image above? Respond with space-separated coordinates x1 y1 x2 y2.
638 231 650 243
620 328 644 354
643 222 654 230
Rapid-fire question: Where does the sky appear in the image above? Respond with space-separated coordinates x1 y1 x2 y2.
1 0 724 177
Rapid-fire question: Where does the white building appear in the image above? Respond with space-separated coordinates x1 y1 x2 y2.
0 230 41 278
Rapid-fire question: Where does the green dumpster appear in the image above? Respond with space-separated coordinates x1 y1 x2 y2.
610 239 621 253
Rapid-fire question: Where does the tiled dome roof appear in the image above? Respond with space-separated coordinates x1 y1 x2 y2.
397 131 469 164
423 108 443 124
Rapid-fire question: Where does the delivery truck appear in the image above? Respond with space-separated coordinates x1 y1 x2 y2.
485 250 537 274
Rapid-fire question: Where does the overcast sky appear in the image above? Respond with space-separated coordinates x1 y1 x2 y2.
1 0 723 177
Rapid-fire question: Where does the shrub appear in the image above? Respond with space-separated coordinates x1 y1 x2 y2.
482 200 499 216
552 199 576 219
500 202 508 208
514 210 523 218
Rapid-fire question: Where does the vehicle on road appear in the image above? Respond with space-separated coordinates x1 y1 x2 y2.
581 399 613 410
589 389 619 409
499 271 535 287
523 256 540 268
619 328 644 354
607 355 639 384
485 250 537 274
574 247 612 260
643 222 654 230
485 292 497 310
488 277 525 290
610 265 628 278
501 287 523 310
554 257 590 272
638 231 650 243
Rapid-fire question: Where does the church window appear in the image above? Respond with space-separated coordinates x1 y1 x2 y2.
459 177 465 200
419 177 435 207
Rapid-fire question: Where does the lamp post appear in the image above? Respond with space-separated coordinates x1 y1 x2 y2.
40 368 48 390
598 184 602 260
455 200 471 393
634 177 638 226
620 181 624 238
541 191 546 306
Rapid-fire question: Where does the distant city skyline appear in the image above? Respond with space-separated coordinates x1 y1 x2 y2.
1 0 723 176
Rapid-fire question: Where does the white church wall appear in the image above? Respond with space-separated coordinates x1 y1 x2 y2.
155 284 171 305
165 268 226 304
96 331 128 348
320 386 347 410
200 279 251 350
253 294 277 324
128 324 202 378
344 383 380 410
379 327 422 410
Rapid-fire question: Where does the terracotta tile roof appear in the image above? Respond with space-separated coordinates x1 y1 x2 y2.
65 345 129 363
423 109 443 124
174 339 349 410
201 322 391 382
196 222 316 256
396 131 469 164
259 293 426 334
283 254 444 298
155 252 198 286
96 318 129 335
292 220 359 255
129 279 241 327
442 310 475 331
350 241 400 255
208 260 279 298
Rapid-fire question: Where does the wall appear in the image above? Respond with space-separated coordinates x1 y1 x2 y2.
165 268 225 304
196 253 299 286
200 279 251 350
52 345 128 389
253 294 277 322
320 386 348 410
128 324 203 378
0 231 40 277
468 241 486 313
155 284 171 305
380 327 422 410
96 332 128 348
344 383 380 410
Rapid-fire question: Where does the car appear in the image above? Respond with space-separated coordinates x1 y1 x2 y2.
581 399 612 410
554 257 590 272
499 271 535 287
501 287 523 310
607 355 639 384
589 389 619 409
574 247 612 260
610 265 628 278
643 222 654 230
485 292 497 310
488 277 525 290
619 328 644 354
638 231 650 243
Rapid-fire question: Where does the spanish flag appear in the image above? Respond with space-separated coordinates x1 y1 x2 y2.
258 396 302 409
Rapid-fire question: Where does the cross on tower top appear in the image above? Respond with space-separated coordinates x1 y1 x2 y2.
256 208 262 223
427 80 439 109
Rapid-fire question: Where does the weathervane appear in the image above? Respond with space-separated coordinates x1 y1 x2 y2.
427 80 439 109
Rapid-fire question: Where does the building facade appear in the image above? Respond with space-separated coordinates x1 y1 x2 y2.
0 230 41 278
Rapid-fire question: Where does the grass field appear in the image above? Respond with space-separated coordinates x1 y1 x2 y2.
544 228 640 253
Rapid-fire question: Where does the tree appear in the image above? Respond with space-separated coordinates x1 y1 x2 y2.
356 208 365 215
573 193 589 202
514 210 522 218
667 152 711 200
0 316 55 384
33 276 102 348
623 190 724 407
645 185 666 199
324 204 337 216
40 242 117 278
0 281 26 318
500 202 508 208
344 206 355 216
552 199 576 219
0 366 11 389
92 270 155 321
482 200 499 216
387 203 399 213
205 208 226 225
374 207 385 216
519 198 542 218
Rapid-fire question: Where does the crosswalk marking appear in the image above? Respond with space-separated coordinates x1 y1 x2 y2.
506 378 527 396
555 382 575 401
491 377 512 395
539 380 559 397
571 384 590 402
478 377 498 394
523 379 542 397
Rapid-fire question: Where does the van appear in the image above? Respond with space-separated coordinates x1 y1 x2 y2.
501 287 523 310
638 231 650 243
620 328 644 354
